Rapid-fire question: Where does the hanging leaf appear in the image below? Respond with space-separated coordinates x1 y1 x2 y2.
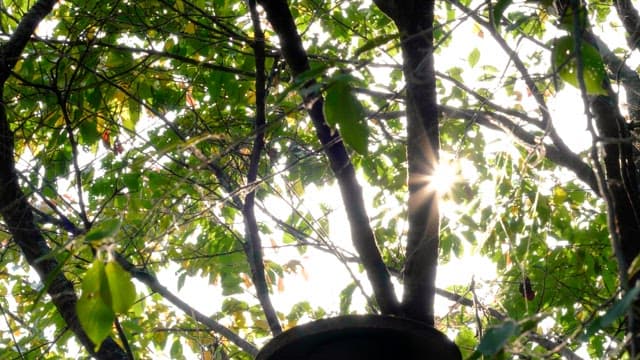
105 260 137 314
552 36 607 95
77 293 115 350
323 76 369 154
77 259 114 349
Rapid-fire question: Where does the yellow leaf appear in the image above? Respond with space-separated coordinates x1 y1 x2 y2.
472 22 484 38
184 23 196 34
175 0 185 12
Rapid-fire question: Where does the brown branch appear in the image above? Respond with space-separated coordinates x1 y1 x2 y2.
242 0 282 336
615 0 640 51
257 0 400 315
594 36 640 124
0 0 129 358
115 255 259 356
450 0 576 164
374 0 440 325
439 105 599 193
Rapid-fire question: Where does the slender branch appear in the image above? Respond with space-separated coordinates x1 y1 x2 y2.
450 0 575 163
257 0 400 315
439 105 599 193
116 255 259 356
242 0 282 336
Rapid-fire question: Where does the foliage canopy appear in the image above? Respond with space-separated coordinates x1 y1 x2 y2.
1 0 640 359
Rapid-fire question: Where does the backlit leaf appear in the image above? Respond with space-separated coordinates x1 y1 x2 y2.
105 260 137 314
323 77 369 154
552 36 607 95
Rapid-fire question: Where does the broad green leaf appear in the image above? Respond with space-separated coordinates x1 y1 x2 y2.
82 260 102 293
323 77 369 154
85 218 122 243
77 259 114 349
123 98 141 131
122 173 141 192
552 36 607 95
339 112 369 155
476 319 518 355
77 293 115 350
468 48 481 68
78 120 101 145
170 339 183 358
105 260 137 314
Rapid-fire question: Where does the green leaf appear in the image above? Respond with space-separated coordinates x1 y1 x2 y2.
77 293 115 350
105 260 137 314
85 218 122 243
339 282 357 314
78 120 101 145
122 173 141 192
77 259 114 350
81 259 111 301
468 48 481 68
476 319 519 355
552 36 607 95
170 339 184 359
124 98 141 131
323 78 348 127
491 0 513 28
323 77 369 154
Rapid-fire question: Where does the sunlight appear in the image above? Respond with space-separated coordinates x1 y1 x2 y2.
429 160 459 196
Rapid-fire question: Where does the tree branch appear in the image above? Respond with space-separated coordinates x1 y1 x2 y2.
615 0 640 51
116 255 259 356
374 0 440 325
242 0 282 336
257 0 400 315
439 105 599 193
594 36 640 124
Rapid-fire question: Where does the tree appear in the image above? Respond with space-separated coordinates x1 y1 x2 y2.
0 0 639 358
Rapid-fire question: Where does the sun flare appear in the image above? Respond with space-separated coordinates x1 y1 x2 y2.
428 160 459 196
